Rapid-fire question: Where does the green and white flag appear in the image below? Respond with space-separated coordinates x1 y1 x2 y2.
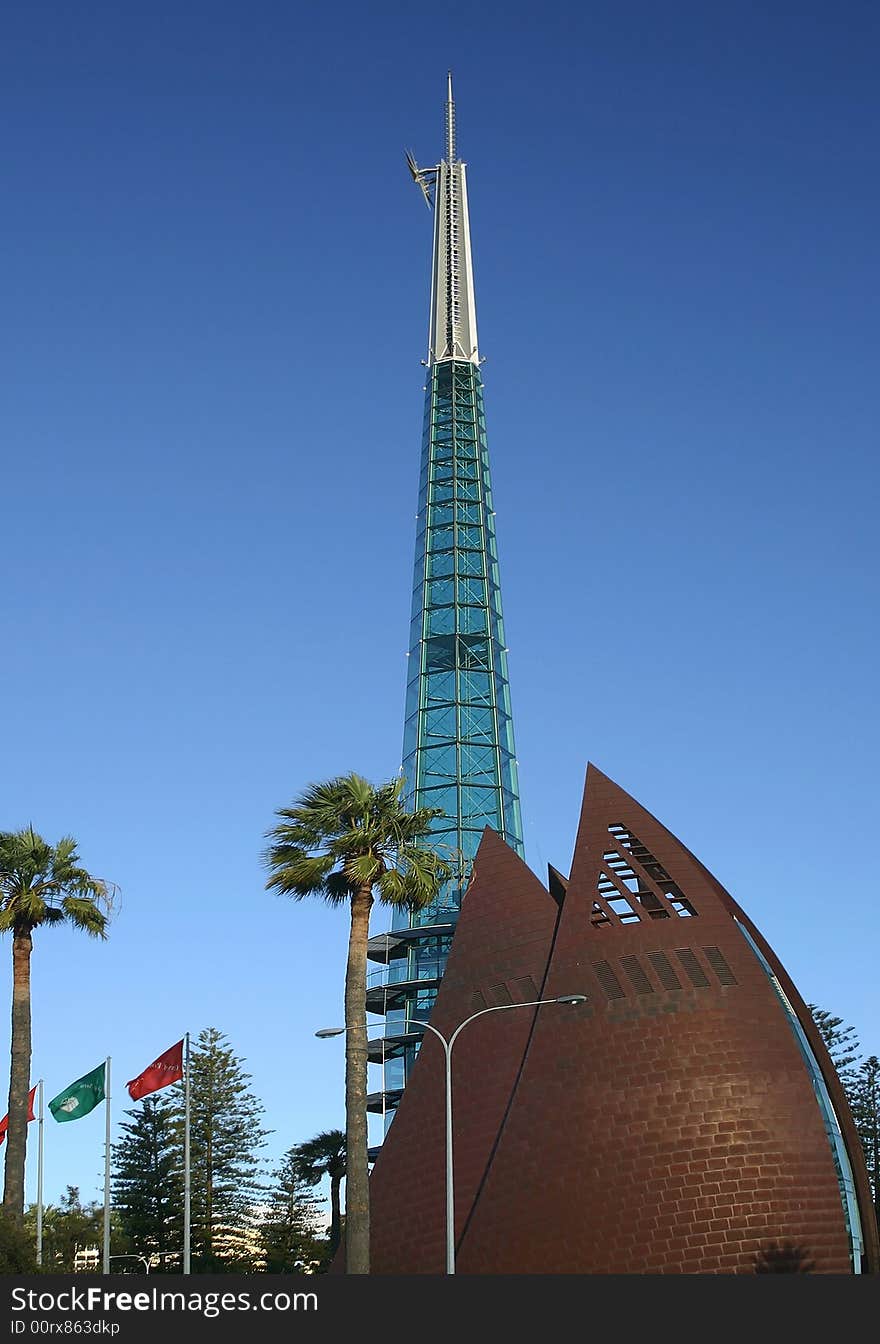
48 1063 106 1123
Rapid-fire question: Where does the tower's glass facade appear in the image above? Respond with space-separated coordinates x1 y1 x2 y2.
401 360 523 877
368 360 524 1117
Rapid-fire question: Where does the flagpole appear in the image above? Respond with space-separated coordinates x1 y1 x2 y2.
183 1032 190 1275
36 1081 44 1267
102 1057 111 1275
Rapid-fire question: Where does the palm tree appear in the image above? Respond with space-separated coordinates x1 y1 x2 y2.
0 829 112 1223
294 1128 346 1260
263 773 454 1274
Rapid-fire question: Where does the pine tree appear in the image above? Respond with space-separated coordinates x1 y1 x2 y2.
112 1095 183 1271
259 1148 326 1273
809 1004 861 1092
181 1027 270 1272
849 1055 880 1226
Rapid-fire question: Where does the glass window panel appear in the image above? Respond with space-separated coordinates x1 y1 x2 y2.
427 578 454 606
460 705 494 741
404 679 420 720
431 484 454 503
427 606 455 635
459 670 492 704
429 526 454 551
422 705 456 739
456 550 485 577
424 635 456 672
458 606 488 634
457 577 487 605
459 637 490 670
421 743 458 781
425 671 455 704
457 525 482 548
429 504 454 526
461 743 498 777
459 830 483 860
427 550 454 579
421 784 458 816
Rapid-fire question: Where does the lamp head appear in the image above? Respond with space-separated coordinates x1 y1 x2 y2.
555 994 587 1006
315 1027 346 1038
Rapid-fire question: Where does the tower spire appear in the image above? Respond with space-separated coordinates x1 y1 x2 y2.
446 71 456 164
431 74 477 364
405 76 479 363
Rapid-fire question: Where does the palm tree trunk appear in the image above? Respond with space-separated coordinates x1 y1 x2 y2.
344 884 373 1274
3 929 33 1223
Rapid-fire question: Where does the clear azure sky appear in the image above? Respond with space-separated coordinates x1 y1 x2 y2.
2 0 878 1212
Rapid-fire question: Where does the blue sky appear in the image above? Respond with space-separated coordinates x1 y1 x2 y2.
2 0 878 1212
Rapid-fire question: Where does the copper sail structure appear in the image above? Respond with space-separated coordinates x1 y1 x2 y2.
367 77 524 1126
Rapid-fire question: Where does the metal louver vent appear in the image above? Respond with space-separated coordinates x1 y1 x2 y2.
593 960 627 1001
675 948 710 988
620 955 654 995
647 950 682 991
703 946 738 986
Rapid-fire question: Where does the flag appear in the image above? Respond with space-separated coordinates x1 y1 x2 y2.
126 1040 184 1102
0 1085 37 1143
48 1063 106 1123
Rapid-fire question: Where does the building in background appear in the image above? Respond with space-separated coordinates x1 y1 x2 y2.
366 77 524 1128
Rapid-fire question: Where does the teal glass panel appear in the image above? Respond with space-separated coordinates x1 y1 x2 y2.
457 577 486 605
427 551 454 578
427 578 454 606
422 744 458 781
423 705 456 738
427 606 455 635
458 606 488 634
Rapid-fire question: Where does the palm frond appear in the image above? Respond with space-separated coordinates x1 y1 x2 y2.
264 848 346 903
60 896 109 938
0 827 113 937
263 773 455 913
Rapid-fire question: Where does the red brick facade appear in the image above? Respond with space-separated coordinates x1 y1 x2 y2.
367 764 879 1273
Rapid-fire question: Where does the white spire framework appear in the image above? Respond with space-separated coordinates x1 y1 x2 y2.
406 74 480 366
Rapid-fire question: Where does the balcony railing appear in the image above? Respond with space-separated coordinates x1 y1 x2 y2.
367 957 448 990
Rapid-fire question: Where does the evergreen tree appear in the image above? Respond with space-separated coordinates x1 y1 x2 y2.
0 1210 37 1271
181 1027 270 1272
259 1148 325 1273
112 1095 183 1271
25 1186 104 1272
850 1055 880 1225
809 1004 861 1091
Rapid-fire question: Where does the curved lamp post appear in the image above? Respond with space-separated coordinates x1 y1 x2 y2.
318 991 586 1273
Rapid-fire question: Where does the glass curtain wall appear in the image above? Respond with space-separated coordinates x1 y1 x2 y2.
374 358 524 1111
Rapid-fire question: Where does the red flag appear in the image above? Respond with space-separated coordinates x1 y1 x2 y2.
0 1085 38 1143
126 1040 184 1102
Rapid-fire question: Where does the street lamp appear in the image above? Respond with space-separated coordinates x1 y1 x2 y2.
317 991 586 1273
108 1253 151 1274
